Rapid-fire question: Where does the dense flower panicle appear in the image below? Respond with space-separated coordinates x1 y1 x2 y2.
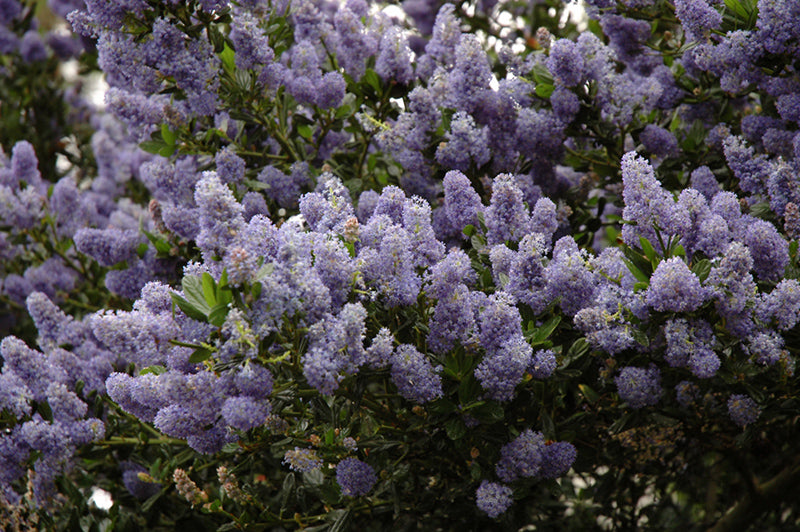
215 147 246 186
640 124 679 159
73 227 140 267
422 4 461 70
402 196 445 268
425 248 475 300
25 292 75 351
312 234 356 307
756 0 800 54
540 442 577 478
574 293 636 355
356 189 380 222
300 175 355 234
359 224 421 307
504 238 548 316
233 363 274 399
436 111 491 172
195 171 246 256
442 170 484 237
427 285 477 354
1 337 68 401
645 258 705 313
173 469 208 507
743 219 788 281
376 26 414 84
475 335 532 401
705 243 757 336
550 86 581 123
547 39 585 87
723 136 771 196
302 304 367 395
675 380 700 407
515 107 565 164
690 166 721 201
478 292 524 354
545 237 597 316
615 366 662 409
366 328 394 369
336 458 377 497
599 14 652 68
688 347 721 379
485 173 531 245
757 279 800 330
121 462 161 500
674 0 723 41
495 429 546 482
332 4 373 79
257 163 309 208
530 197 559 247
530 349 557 379
620 152 682 250
663 318 715 369
221 396 271 432
745 331 784 366
390 344 443 403
230 11 274 71
475 481 513 518
91 306 179 368
727 394 760 428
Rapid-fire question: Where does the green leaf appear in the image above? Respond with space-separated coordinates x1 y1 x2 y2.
535 83 554 99
541 410 556 439
297 124 313 140
304 468 324 487
638 236 659 268
143 229 172 254
363 68 382 93
472 402 504 424
458 375 481 405
208 303 231 327
141 489 164 512
202 272 218 307
219 43 235 72
160 123 176 146
565 338 589 364
188 347 213 364
182 275 212 315
445 418 467 440
623 259 650 284
158 144 176 157
578 384 599 405
171 293 209 323
280 473 295 511
140 365 167 376
139 140 167 154
531 63 554 85
691 258 712 282
531 315 562 344
329 509 352 532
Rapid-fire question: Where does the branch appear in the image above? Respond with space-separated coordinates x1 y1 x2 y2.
707 456 800 532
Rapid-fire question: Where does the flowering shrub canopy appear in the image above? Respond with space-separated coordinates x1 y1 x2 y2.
1 0 799 529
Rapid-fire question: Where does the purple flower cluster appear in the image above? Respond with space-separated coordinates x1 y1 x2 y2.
336 458 377 497
727 394 760 428
615 366 662 409
475 481 513 518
